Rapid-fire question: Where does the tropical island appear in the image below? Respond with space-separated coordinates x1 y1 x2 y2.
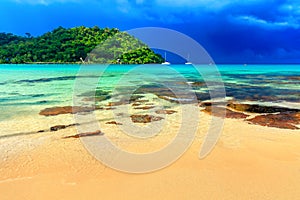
0 26 164 64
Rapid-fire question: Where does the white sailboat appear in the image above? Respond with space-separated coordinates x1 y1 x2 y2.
162 52 170 65
185 54 192 65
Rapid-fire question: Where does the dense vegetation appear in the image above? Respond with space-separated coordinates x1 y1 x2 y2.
0 26 163 64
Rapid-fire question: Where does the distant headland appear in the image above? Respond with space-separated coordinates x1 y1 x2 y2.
0 26 164 64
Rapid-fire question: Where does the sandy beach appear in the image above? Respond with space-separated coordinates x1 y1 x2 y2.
1 107 300 200
0 64 299 199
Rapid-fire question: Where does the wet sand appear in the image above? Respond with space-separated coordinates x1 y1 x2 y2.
1 107 300 200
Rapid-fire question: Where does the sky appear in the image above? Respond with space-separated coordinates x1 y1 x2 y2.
0 0 300 63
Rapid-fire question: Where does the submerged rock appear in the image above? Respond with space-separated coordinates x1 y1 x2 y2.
40 106 95 116
106 95 145 107
107 101 127 106
133 84 195 104
130 95 145 102
78 89 111 100
287 76 300 81
130 114 164 123
228 103 300 114
247 112 300 130
191 81 206 87
203 106 249 119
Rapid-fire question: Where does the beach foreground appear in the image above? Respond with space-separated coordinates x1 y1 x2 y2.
1 110 300 200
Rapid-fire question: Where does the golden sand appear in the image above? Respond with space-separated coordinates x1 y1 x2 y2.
0 109 300 199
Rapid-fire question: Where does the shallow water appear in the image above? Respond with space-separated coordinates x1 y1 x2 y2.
0 64 299 122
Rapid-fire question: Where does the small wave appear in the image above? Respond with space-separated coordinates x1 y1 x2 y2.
161 95 196 103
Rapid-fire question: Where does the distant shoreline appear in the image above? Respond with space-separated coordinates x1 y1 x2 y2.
0 63 299 65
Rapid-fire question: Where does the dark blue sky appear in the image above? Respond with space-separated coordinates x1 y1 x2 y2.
1 0 300 63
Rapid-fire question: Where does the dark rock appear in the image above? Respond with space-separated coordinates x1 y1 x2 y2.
78 89 111 102
40 106 95 116
79 89 110 97
133 106 155 110
199 102 228 107
62 130 103 139
104 107 116 110
66 123 80 127
95 106 104 110
106 95 145 107
107 101 127 106
50 123 79 132
132 102 142 106
247 112 300 130
228 103 300 114
50 125 67 131
195 93 211 101
106 121 123 125
130 115 164 123
203 106 249 119
134 100 150 103
95 96 111 102
82 96 111 102
191 82 206 87
287 76 300 81
155 110 177 115
129 95 145 102
133 84 191 103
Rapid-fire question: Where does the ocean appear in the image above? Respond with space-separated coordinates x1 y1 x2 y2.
0 64 299 122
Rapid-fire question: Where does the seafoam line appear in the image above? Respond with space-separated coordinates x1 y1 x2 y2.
0 176 33 184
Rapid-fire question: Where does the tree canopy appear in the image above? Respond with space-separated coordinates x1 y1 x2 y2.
0 26 163 64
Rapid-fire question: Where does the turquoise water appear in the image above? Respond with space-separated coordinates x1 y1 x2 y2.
0 64 299 121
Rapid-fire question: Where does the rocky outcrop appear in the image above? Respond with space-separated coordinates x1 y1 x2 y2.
50 123 79 131
62 130 103 139
39 106 95 116
133 106 155 110
130 115 164 123
200 101 300 130
247 112 300 130
203 106 249 119
155 110 177 115
228 103 299 113
106 121 123 125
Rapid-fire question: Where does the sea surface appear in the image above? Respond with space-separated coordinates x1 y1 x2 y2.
0 64 299 122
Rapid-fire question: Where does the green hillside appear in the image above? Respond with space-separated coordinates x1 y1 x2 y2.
0 26 163 64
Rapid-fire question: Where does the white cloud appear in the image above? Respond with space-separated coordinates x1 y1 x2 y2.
154 0 264 9
233 15 299 29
